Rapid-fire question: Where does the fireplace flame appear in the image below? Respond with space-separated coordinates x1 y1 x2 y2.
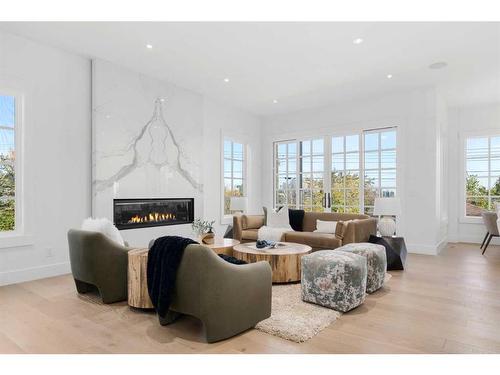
128 212 176 224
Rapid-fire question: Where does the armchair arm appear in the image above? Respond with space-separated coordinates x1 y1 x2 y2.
343 218 377 244
233 214 243 241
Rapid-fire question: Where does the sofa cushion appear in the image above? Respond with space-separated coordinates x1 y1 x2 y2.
242 229 259 240
242 215 265 230
302 212 369 232
284 231 341 249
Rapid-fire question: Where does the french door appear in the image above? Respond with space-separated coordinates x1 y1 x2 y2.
274 127 396 213
275 137 333 212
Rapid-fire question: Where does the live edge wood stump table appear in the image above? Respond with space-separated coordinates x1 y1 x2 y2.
232 242 312 283
127 238 241 309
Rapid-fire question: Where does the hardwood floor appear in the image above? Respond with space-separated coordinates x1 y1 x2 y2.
1 242 500 354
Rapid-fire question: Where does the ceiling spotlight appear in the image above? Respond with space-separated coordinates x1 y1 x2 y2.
223 78 230 83
273 99 278 104
429 62 448 70
386 74 393 79
353 38 364 45
146 44 153 49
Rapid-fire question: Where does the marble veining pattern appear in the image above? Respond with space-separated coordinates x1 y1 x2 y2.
94 98 202 193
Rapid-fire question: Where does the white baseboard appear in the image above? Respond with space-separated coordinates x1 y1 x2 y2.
406 243 440 255
451 235 500 246
0 261 71 286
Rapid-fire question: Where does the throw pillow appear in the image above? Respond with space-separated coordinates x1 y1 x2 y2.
267 207 291 229
81 217 125 246
314 219 337 233
288 209 305 231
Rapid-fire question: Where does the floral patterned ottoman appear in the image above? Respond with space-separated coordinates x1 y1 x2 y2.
336 243 387 293
301 250 367 312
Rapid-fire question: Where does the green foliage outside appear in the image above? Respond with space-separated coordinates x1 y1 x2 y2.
0 153 15 231
276 171 378 213
466 174 500 215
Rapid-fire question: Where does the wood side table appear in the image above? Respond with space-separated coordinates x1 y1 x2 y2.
128 248 153 309
202 238 240 256
127 239 240 308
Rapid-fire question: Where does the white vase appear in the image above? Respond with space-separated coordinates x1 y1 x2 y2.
378 216 396 237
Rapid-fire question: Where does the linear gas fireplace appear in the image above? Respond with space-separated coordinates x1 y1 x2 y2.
113 198 194 230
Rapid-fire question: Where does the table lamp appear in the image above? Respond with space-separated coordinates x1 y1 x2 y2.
230 196 247 214
373 197 401 237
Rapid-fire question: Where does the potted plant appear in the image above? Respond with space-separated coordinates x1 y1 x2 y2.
192 218 215 244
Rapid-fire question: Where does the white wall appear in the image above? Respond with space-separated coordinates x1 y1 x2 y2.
448 102 500 245
261 88 445 254
0 32 91 285
202 98 262 235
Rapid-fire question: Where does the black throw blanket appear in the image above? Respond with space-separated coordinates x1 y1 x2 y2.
147 236 197 318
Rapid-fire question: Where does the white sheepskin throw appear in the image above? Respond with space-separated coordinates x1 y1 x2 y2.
258 226 291 242
81 217 125 246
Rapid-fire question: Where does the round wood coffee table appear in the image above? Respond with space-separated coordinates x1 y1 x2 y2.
233 242 312 283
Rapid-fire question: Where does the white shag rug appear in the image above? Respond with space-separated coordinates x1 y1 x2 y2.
255 273 392 343
255 283 341 343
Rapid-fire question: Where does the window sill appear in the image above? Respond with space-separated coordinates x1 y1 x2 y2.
0 233 34 249
459 216 484 225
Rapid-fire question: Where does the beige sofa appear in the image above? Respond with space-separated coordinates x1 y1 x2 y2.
233 211 377 250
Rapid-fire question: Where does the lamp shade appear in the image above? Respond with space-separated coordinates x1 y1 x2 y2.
373 197 401 216
230 196 247 211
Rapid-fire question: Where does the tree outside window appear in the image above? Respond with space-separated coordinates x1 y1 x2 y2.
465 136 500 216
0 95 16 231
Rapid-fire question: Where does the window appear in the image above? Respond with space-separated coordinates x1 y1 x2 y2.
299 139 324 212
363 128 397 215
331 134 361 213
273 127 397 215
223 138 246 217
465 135 500 217
275 141 297 208
0 95 16 232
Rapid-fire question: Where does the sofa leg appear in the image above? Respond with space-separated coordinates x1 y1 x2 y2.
159 310 182 326
74 279 92 294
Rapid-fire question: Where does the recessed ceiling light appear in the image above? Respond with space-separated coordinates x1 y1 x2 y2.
429 62 448 70
146 44 153 49
223 78 230 83
273 99 278 104
386 74 393 79
353 38 364 45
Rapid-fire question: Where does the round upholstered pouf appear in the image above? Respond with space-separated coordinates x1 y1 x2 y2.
301 251 367 312
336 243 387 293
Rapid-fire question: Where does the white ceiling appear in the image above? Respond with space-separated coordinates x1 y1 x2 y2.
1 22 499 115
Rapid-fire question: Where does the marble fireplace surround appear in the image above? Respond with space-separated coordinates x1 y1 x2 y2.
92 59 204 246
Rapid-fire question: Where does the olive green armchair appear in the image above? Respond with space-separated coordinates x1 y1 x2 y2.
67 229 131 304
150 242 272 343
